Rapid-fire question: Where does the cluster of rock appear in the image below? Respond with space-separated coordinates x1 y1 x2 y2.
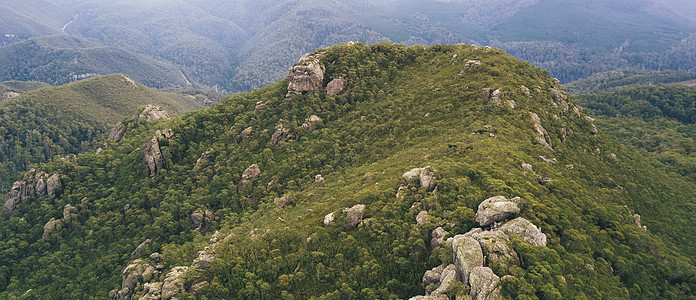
41 204 79 240
109 105 172 142
191 209 215 233
240 164 261 186
412 196 547 300
4 169 61 216
112 231 230 300
302 115 323 132
142 129 173 177
480 88 515 109
529 112 552 149
270 122 290 146
2 91 20 99
323 204 366 228
286 52 345 98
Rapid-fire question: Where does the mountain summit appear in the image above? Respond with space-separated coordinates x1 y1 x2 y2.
1 43 695 299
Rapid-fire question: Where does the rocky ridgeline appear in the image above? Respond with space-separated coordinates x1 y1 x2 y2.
3 169 61 216
412 194 547 300
109 105 172 142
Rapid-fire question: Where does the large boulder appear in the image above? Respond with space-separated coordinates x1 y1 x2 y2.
430 227 448 249
130 239 151 260
63 204 78 221
108 122 127 141
326 78 345 96
286 53 325 97
191 209 215 232
451 235 484 284
240 164 261 185
270 124 290 146
402 166 437 191
476 230 520 272
433 264 458 295
497 217 547 246
161 266 188 299
344 204 366 227
422 264 446 294
469 267 503 300
42 218 61 240
142 129 173 177
192 247 215 271
530 112 552 149
137 105 171 123
46 173 61 198
475 196 521 226
302 115 323 132
119 259 157 299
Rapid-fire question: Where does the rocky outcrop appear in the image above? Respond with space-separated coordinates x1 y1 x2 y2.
271 123 290 146
451 235 484 284
63 204 78 221
469 267 503 300
142 129 173 177
497 217 547 246
161 266 188 299
585 116 598 135
402 166 437 191
238 126 253 143
465 60 482 69
323 212 335 226
108 122 127 141
477 230 520 272
274 194 295 208
4 170 61 215
112 259 160 300
191 209 215 233
286 53 325 97
345 204 366 227
192 247 215 271
302 115 323 132
431 227 448 249
530 112 552 149
475 196 521 226
326 78 345 96
240 164 261 185
416 211 428 225
2 91 20 99
421 264 457 297
315 174 326 187
42 218 61 240
137 105 171 123
130 239 152 260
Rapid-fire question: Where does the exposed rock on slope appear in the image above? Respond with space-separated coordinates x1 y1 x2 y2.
142 129 173 177
475 196 521 226
137 105 171 123
4 170 61 215
326 78 345 96
286 53 325 97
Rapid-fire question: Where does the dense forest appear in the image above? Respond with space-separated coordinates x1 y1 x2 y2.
0 75 201 191
1 43 695 299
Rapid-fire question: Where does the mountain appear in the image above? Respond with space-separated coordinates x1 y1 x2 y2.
0 0 73 43
1 43 694 299
565 70 696 94
0 74 202 191
0 35 191 88
2 0 687 91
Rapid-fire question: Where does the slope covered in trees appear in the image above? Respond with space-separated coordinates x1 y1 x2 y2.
1 43 695 299
0 74 202 191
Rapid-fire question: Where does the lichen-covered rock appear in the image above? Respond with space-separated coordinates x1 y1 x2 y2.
140 282 163 300
476 230 520 272
119 259 157 299
530 112 552 149
422 264 445 294
302 115 323 131
344 204 366 227
497 217 547 246
271 124 290 146
142 129 173 177
431 227 448 249
63 204 78 221
161 266 188 299
475 196 521 226
402 166 437 191
192 247 215 271
286 53 325 97
433 264 458 295
137 105 171 123
108 122 126 141
323 212 335 226
46 173 61 198
451 235 484 284
240 164 261 185
130 239 151 260
42 218 61 240
191 209 215 232
416 211 428 225
326 78 345 96
190 281 209 295
315 174 326 187
238 126 253 142
469 267 503 300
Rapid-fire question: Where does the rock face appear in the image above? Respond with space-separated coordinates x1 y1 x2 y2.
4 170 60 215
302 115 323 131
469 267 503 300
475 196 521 226
345 204 366 227
42 218 60 240
191 209 215 232
137 105 171 123
130 239 152 260
326 78 345 96
161 266 188 299
497 217 547 246
286 53 325 97
63 204 78 221
271 123 290 146
530 112 552 149
240 164 261 185
477 230 520 272
430 227 448 249
108 122 127 141
402 166 437 191
142 129 173 177
451 235 484 284
117 259 158 300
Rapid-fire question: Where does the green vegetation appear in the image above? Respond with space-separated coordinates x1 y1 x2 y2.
1 80 50 93
0 74 202 190
1 43 695 299
566 70 696 94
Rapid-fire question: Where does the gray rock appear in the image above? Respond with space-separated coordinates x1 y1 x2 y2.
422 264 445 294
191 209 214 232
108 122 127 141
585 116 597 135
241 164 261 185
46 173 61 198
42 218 60 240
451 235 484 284
497 217 547 246
161 266 188 299
130 239 151 260
530 112 552 149
469 267 503 300
191 281 209 295
410 295 448 300
2 91 20 99
490 89 501 105
477 230 520 272
326 78 345 96
140 282 163 300
475 196 521 226
270 124 290 146
238 126 253 142
120 259 157 299
315 174 326 187
465 60 482 69
323 212 335 226
431 227 448 249
402 166 437 191
63 204 78 221
192 247 215 270
302 115 323 131
433 264 457 295
137 105 171 123
274 195 294 208
416 211 428 225
142 130 173 177
345 204 366 227
521 163 533 172
286 53 325 97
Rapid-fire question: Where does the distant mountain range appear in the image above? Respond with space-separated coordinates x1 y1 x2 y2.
1 0 694 91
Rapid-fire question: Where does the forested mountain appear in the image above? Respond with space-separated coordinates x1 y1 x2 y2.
0 74 202 191
0 0 72 44
2 0 693 91
0 35 190 88
565 70 696 94
1 43 695 299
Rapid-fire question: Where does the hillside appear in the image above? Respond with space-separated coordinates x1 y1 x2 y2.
0 74 202 191
0 35 191 88
565 70 696 94
0 0 72 41
1 43 695 299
